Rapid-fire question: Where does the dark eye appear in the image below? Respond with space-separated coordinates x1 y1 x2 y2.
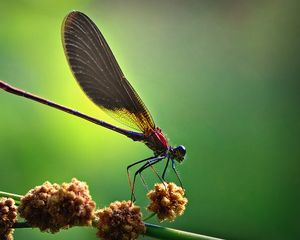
178 145 186 155
175 145 186 161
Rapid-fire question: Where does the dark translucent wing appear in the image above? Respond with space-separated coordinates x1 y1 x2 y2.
62 11 155 132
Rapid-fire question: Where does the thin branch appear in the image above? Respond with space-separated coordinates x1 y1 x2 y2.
0 191 22 203
13 221 223 240
145 223 224 240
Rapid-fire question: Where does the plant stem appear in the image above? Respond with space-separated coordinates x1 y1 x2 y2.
145 223 224 240
0 191 22 203
15 221 223 239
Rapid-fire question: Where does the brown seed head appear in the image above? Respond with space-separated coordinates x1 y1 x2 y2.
95 201 145 240
147 182 188 221
18 181 59 232
0 198 17 240
18 178 96 233
48 178 96 229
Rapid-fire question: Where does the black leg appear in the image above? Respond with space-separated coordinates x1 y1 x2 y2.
133 160 156 195
137 161 157 192
138 156 166 187
127 156 156 202
171 159 183 188
131 156 165 202
162 157 170 181
127 155 155 172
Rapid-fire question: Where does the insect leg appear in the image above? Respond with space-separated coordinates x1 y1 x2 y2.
131 156 164 202
162 157 170 181
127 156 159 202
138 156 165 191
171 159 183 188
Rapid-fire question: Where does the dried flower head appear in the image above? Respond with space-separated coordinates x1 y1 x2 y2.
0 198 17 240
48 178 96 229
18 181 59 232
147 182 188 221
95 201 145 240
18 178 96 233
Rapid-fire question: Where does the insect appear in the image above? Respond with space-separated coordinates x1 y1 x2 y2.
0 11 186 201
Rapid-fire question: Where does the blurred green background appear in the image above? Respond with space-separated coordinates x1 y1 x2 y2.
0 1 299 239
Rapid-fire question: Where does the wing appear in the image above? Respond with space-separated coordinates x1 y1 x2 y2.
62 11 155 132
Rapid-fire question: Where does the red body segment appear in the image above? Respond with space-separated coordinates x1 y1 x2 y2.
144 128 169 156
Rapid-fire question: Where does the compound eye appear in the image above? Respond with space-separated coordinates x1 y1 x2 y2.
175 145 186 161
178 145 186 155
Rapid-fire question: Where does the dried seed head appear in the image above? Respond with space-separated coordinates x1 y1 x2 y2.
18 181 59 232
48 178 96 229
95 201 145 240
0 198 17 240
18 178 96 233
147 182 188 221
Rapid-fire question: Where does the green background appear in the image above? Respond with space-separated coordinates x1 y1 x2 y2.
0 1 299 239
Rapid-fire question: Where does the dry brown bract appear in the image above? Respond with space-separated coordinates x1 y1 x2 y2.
147 182 188 221
0 198 17 240
95 201 145 240
18 178 96 233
